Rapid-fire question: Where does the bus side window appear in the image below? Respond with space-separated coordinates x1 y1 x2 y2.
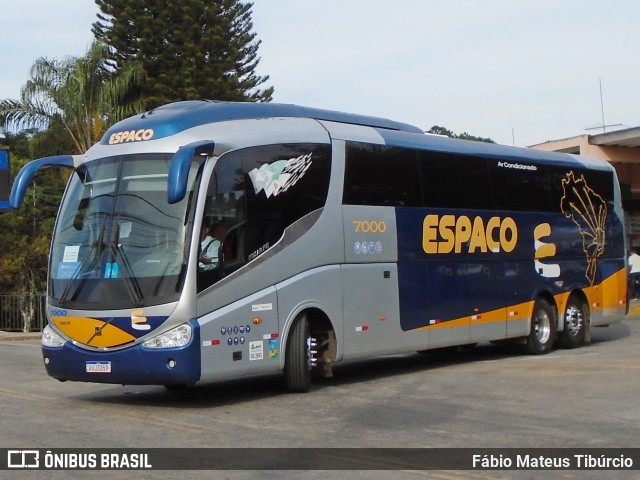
343 143 422 207
197 144 331 293
420 152 493 210
491 161 551 212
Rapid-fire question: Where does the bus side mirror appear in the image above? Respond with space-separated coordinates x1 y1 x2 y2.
10 155 75 209
167 140 215 204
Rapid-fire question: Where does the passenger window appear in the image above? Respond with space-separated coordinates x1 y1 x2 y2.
490 160 551 212
343 143 422 207
420 152 493 210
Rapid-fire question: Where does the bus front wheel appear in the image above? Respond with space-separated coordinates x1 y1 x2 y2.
526 298 556 355
284 314 312 393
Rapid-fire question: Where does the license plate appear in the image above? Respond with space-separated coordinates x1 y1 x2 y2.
86 361 111 373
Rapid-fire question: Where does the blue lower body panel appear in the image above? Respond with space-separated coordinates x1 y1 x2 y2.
42 321 201 385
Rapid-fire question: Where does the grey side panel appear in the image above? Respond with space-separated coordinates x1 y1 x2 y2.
340 263 416 359
343 206 398 263
341 206 426 357
199 287 280 382
507 318 529 338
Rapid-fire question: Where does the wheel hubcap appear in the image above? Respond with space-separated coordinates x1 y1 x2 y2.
306 337 318 368
534 310 551 344
565 305 583 337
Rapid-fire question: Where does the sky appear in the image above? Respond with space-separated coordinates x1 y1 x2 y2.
1 0 639 147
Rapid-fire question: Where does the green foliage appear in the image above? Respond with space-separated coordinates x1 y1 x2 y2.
0 130 32 158
428 125 495 143
93 0 274 108
0 154 69 293
29 119 78 158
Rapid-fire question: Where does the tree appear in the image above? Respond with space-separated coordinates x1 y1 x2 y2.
0 155 69 296
93 0 274 108
0 130 32 159
0 42 145 154
1 123 77 160
0 154 68 329
29 119 78 159
428 125 495 144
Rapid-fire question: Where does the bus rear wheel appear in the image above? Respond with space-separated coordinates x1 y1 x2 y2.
284 313 314 393
526 298 556 355
557 296 587 349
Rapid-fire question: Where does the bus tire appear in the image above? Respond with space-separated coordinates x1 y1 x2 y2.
557 296 587 349
284 314 312 393
526 298 556 355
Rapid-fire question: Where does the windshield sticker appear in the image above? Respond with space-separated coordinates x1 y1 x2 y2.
119 222 132 239
104 262 119 279
248 153 312 198
56 262 81 279
63 245 80 263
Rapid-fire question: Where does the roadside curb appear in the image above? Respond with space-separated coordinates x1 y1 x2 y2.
627 301 640 317
0 332 41 342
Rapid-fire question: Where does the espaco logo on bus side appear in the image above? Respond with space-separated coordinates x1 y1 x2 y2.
422 214 558 277
422 214 518 254
420 172 609 286
108 129 155 145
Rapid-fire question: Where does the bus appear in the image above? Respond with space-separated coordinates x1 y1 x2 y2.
0 149 11 211
10 100 627 392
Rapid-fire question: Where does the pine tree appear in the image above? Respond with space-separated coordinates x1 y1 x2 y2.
93 0 274 108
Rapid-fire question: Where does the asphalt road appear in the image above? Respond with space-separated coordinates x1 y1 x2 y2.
1 314 639 480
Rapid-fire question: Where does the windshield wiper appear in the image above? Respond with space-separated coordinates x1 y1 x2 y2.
57 240 101 308
109 241 144 307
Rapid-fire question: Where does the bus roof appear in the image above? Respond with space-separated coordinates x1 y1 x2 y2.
100 100 424 144
99 100 612 173
377 128 614 172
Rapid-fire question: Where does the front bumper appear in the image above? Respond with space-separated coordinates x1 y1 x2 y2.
42 320 201 385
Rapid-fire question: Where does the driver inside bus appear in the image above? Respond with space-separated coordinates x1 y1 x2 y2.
198 221 227 270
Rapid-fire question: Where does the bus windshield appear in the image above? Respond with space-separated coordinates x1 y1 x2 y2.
49 154 202 309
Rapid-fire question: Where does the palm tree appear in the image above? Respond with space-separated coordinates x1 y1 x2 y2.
0 41 145 154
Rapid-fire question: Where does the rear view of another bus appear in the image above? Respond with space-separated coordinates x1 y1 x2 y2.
0 149 11 211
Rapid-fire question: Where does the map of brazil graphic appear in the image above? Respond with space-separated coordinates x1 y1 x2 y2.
560 171 607 285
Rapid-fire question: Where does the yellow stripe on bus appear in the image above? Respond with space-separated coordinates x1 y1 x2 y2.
411 267 627 332
51 316 136 348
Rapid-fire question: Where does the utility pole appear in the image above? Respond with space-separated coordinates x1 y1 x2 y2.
599 78 606 133
585 79 622 133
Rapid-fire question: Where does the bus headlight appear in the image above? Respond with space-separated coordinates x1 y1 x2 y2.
41 324 65 348
142 324 192 349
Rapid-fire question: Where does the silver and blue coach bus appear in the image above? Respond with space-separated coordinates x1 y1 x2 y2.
10 100 628 392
